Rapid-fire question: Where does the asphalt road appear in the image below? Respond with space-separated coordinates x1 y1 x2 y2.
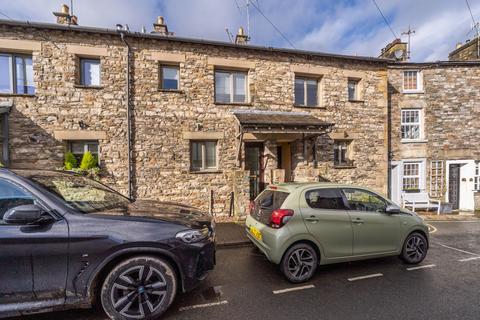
11 220 480 320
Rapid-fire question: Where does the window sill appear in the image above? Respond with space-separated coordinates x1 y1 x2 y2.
348 99 364 103
0 93 35 97
401 139 428 144
158 89 184 93
402 90 424 94
74 84 104 89
333 165 356 169
189 169 222 174
293 105 326 109
214 102 253 106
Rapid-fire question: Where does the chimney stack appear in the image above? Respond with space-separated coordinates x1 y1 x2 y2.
378 38 407 61
52 4 77 25
235 27 249 45
152 16 173 36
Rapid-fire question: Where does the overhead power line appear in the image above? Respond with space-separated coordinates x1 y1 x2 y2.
465 0 478 26
249 1 296 49
371 0 398 39
0 10 13 20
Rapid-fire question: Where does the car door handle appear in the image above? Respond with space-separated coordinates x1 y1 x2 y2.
305 216 319 223
352 218 364 224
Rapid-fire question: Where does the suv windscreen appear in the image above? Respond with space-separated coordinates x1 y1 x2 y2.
252 190 289 225
26 173 131 214
305 188 347 210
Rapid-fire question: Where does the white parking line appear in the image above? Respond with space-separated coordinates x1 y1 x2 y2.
179 300 228 312
427 224 437 234
406 264 436 271
458 256 480 262
272 284 315 295
436 243 480 256
347 273 383 282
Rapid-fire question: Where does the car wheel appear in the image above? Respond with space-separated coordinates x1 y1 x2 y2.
280 243 318 283
101 256 177 320
400 232 428 264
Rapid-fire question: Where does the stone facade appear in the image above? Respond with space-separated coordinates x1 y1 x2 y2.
0 20 389 216
388 63 480 211
449 37 479 61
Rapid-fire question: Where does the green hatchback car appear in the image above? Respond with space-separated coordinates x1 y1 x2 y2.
246 183 429 283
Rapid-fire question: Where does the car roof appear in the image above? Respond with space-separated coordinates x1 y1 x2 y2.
266 182 380 194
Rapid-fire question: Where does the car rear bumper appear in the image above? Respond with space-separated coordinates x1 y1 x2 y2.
172 237 216 292
245 215 286 264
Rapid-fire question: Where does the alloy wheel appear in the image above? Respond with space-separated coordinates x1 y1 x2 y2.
287 248 315 281
110 265 167 319
405 235 426 263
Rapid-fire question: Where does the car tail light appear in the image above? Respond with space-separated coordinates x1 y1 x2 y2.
270 209 294 228
249 201 255 216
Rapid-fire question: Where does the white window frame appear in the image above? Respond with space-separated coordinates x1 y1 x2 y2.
214 70 248 104
429 160 444 198
401 109 424 142
79 58 101 87
190 140 218 172
347 78 360 101
159 64 180 90
294 76 320 107
402 70 423 93
402 159 426 191
333 140 353 167
475 161 480 191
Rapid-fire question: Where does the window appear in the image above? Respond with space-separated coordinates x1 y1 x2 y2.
334 140 352 166
191 141 217 171
430 160 444 198
347 79 359 101
68 141 99 163
403 162 421 191
0 53 34 94
401 109 423 140
0 179 35 221
0 114 6 165
343 188 387 212
403 70 422 92
160 65 179 90
80 58 101 86
215 70 247 103
305 188 347 210
294 77 318 107
475 162 480 192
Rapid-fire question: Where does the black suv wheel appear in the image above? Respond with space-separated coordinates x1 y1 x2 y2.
101 256 177 320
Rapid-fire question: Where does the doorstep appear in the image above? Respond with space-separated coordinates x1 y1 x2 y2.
215 221 251 249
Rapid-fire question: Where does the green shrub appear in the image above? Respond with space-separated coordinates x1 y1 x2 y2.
80 151 98 170
64 152 78 170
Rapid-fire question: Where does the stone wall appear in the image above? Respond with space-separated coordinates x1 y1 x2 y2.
449 38 479 61
0 23 389 216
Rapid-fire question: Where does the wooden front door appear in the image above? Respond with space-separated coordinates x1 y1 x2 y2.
449 164 461 210
245 143 264 200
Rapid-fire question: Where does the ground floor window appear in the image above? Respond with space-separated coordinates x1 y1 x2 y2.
190 140 217 171
475 162 480 191
333 140 353 166
403 161 424 191
68 140 99 164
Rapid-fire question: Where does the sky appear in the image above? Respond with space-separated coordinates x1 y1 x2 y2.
0 0 479 62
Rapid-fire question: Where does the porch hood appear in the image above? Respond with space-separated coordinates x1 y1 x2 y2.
232 109 334 134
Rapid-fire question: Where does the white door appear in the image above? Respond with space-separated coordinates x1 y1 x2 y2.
459 161 475 211
390 163 401 205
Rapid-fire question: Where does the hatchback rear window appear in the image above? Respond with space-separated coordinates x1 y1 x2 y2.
252 190 289 224
305 188 347 210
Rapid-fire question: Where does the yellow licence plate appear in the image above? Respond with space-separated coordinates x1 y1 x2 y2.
250 226 262 241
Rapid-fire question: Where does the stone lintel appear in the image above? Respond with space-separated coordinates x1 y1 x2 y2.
66 45 108 57
208 57 255 69
0 39 42 52
442 149 474 158
343 70 366 79
182 131 224 140
150 52 186 63
329 131 358 140
291 65 330 76
54 130 107 141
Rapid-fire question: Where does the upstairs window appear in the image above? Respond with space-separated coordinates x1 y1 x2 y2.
215 70 247 104
160 65 179 90
403 70 423 92
80 58 101 86
0 53 34 95
294 77 318 107
333 140 353 167
401 109 423 140
191 141 218 171
347 78 360 101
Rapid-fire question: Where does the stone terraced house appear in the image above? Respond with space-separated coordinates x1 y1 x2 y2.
0 6 478 215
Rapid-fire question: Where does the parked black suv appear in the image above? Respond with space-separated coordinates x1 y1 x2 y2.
0 169 215 319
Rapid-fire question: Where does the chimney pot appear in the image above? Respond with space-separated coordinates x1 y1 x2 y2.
456 42 463 49
235 26 249 45
157 16 165 25
53 4 77 25
152 16 172 36
61 4 69 14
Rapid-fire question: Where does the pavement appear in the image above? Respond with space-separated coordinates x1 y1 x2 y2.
216 222 250 248
10 220 480 320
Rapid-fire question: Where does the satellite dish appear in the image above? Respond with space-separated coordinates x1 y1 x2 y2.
394 49 405 60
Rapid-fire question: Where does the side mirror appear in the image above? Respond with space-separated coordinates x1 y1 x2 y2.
3 204 46 225
385 204 401 214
